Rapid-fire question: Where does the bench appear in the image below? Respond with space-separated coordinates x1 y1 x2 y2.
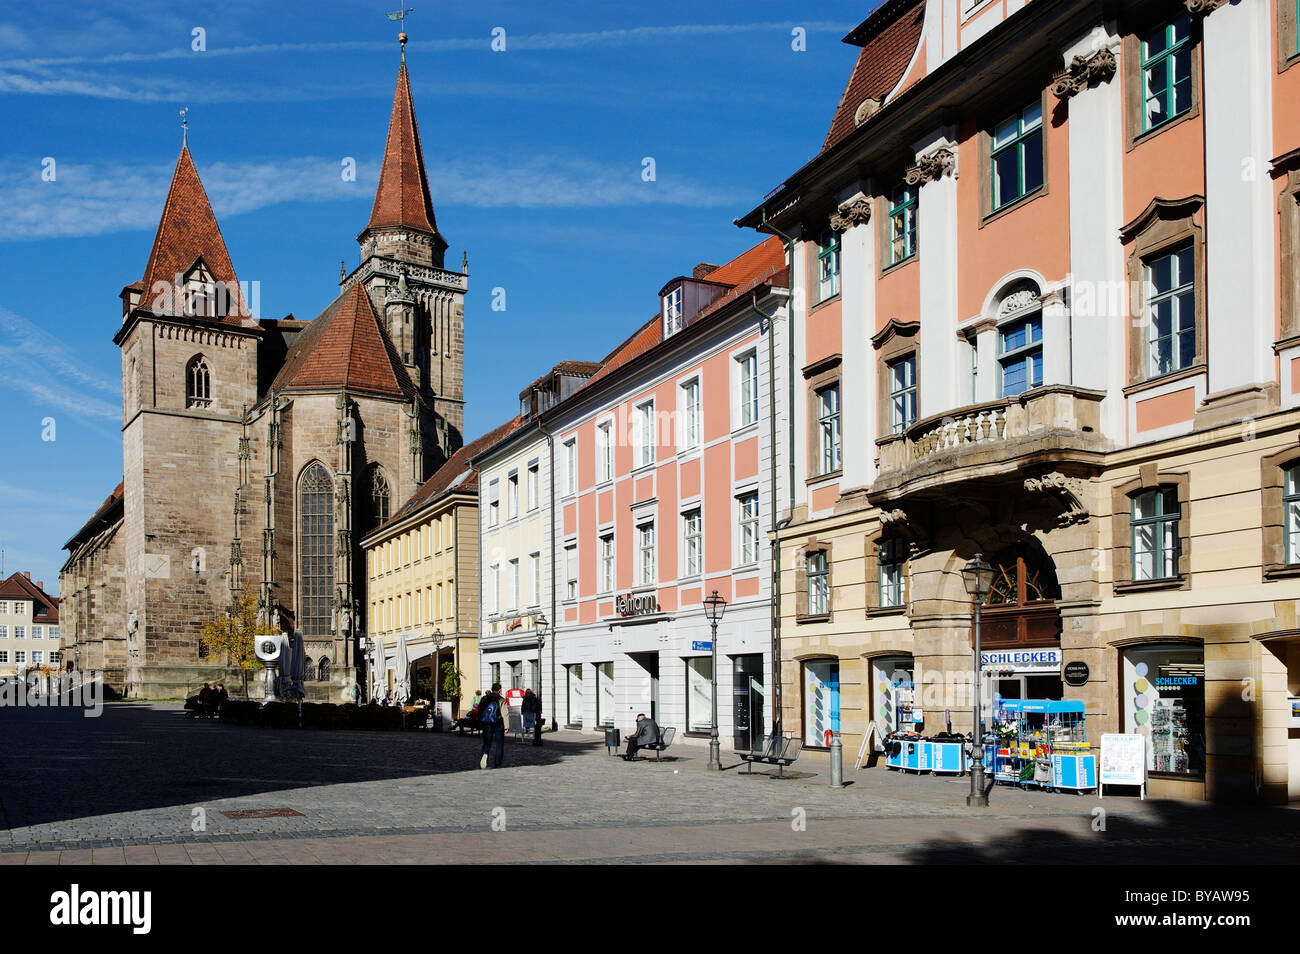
737 735 804 777
636 726 676 761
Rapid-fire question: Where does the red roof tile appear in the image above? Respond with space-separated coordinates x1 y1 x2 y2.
137 145 254 327
821 0 926 154
0 572 60 623
364 62 446 249
584 237 787 387
269 282 416 399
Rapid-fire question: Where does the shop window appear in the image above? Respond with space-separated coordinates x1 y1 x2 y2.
566 663 583 726
802 659 840 746
596 661 614 727
990 100 1043 212
1121 643 1205 778
1132 487 1180 581
872 655 915 735
685 656 713 733
490 662 501 687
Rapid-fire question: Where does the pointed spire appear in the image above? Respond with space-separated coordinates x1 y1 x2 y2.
362 60 446 250
138 144 250 325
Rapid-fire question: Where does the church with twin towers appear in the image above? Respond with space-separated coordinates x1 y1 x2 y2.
59 37 467 699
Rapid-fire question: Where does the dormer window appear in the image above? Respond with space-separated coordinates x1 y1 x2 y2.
663 285 683 336
182 262 218 317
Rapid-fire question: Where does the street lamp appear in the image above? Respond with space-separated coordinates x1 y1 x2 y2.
427 622 443 723
702 590 727 771
534 614 548 746
961 552 997 808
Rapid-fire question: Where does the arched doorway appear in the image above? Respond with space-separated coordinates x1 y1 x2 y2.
979 541 1063 700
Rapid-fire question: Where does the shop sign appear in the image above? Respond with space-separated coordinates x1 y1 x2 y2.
1063 661 1090 687
980 649 1061 671
615 593 659 617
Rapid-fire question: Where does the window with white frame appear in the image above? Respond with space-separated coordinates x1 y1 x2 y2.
487 563 500 615
738 491 760 565
487 479 500 527
0 652 8 663
999 312 1043 396
50 651 60 665
565 544 578 600
526 461 539 511
679 377 701 450
508 558 519 610
48 626 58 641
663 285 683 336
563 438 577 495
0 601 7 614
816 384 841 474
634 400 656 468
529 551 541 606
13 626 23 639
0 626 7 639
682 509 702 578
15 651 25 664
736 350 758 429
806 551 829 616
889 355 917 433
1286 465 1300 565
637 519 656 586
879 537 906 608
599 533 615 593
31 650 42 665
31 626 41 639
596 421 613 483
1146 244 1195 378
507 471 519 519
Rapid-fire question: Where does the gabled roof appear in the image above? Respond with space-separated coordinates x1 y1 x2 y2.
0 573 60 623
268 282 417 400
822 0 926 154
137 145 254 327
364 416 523 544
583 236 787 386
363 61 446 250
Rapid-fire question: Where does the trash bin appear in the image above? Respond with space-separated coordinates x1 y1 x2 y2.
604 726 621 756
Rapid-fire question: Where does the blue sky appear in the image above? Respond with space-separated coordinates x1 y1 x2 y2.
0 0 879 593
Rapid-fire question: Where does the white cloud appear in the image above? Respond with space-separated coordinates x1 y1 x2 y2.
0 153 744 242
0 305 121 423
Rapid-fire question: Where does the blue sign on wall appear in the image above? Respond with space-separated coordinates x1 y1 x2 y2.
691 641 712 651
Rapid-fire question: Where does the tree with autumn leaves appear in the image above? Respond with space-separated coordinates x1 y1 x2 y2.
198 585 280 699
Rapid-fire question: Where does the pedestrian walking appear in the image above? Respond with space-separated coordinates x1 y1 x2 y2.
522 687 543 745
478 683 508 769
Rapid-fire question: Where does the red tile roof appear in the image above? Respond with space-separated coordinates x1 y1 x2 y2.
0 573 60 623
137 145 254 327
365 416 524 542
364 62 446 250
269 282 417 399
821 0 926 154
584 236 788 386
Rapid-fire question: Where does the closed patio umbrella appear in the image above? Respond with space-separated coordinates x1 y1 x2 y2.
394 634 411 706
371 636 387 702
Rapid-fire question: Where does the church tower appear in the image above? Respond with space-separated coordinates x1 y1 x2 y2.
350 39 467 474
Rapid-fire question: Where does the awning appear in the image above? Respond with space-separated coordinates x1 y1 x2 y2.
381 637 442 667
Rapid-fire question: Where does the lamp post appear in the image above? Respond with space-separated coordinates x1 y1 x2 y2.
961 552 996 807
534 615 548 746
428 624 444 716
702 590 727 771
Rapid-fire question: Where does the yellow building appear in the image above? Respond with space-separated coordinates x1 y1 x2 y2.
361 420 517 712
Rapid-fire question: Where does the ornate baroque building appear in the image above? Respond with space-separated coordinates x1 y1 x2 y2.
61 44 467 700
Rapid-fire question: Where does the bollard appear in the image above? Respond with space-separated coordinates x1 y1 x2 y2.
829 735 844 789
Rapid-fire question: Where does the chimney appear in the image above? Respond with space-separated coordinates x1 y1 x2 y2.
36 581 43 592
23 571 30 580
693 263 719 280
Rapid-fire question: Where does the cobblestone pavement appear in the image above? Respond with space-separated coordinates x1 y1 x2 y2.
1 702 1295 864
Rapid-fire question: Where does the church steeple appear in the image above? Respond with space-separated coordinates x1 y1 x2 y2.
360 58 447 260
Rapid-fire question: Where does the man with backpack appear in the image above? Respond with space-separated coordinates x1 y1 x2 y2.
478 683 508 769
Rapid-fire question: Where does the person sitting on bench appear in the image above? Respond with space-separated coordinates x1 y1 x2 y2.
623 713 660 761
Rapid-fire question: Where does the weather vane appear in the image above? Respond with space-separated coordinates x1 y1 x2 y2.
386 2 414 55
179 107 189 144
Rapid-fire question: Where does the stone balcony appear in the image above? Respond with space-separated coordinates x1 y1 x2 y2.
871 385 1111 503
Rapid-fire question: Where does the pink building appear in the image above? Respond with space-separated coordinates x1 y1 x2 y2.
541 239 790 745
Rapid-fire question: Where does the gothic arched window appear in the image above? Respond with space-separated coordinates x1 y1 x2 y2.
186 356 211 408
318 657 331 683
299 462 335 638
369 467 391 530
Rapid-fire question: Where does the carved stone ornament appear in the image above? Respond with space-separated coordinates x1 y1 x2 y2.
904 148 955 186
1051 48 1117 99
879 508 910 527
1024 472 1090 526
1183 0 1228 15
829 197 872 233
853 97 881 127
